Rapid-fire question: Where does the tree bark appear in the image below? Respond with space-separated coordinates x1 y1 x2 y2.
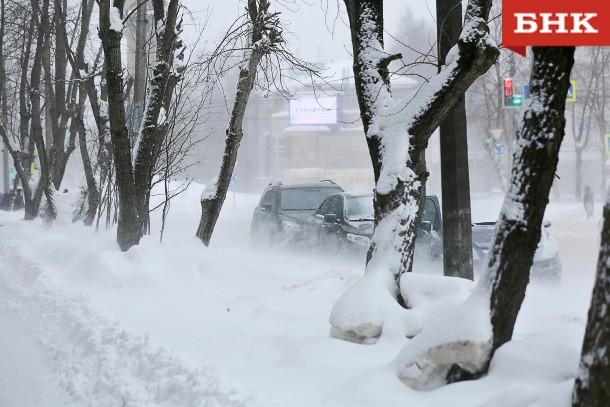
343 0 497 301
99 0 140 250
447 46 576 382
133 0 181 236
572 195 610 406
437 0 474 280
196 0 273 245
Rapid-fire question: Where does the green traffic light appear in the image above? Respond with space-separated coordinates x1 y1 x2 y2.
512 97 523 106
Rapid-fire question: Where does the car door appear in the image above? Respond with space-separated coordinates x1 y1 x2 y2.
252 188 279 241
317 195 344 248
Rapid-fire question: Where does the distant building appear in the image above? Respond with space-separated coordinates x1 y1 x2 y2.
242 60 420 192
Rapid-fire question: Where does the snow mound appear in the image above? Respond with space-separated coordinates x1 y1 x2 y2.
329 271 422 344
0 238 257 407
395 289 492 390
400 273 474 327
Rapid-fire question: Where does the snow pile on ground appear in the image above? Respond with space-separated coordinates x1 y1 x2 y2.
329 270 422 344
0 221 256 407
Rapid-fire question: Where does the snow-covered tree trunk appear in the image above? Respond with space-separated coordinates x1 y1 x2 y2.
329 0 497 342
196 0 279 245
572 197 610 405
446 46 576 382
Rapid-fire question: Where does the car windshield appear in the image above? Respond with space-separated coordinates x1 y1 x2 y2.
280 187 342 210
346 196 374 221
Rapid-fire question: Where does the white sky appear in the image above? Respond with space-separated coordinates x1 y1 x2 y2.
183 0 436 62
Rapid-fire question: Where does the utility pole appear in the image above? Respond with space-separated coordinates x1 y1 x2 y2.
2 143 8 194
436 0 474 280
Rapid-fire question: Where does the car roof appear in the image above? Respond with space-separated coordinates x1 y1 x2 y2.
272 181 344 190
342 192 373 199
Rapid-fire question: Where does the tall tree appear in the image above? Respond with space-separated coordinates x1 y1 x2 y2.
196 0 281 245
195 0 320 245
329 0 497 342
446 46 576 382
99 0 184 250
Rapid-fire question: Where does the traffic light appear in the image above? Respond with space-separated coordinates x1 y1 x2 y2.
503 78 514 107
503 79 523 108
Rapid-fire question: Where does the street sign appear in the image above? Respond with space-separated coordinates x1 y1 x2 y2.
525 81 575 102
605 134 610 155
30 151 40 174
230 174 239 184
566 80 576 102
492 142 506 155
490 129 503 140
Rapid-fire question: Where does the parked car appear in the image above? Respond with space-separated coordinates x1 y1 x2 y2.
302 192 443 261
471 220 562 282
306 192 562 282
250 180 344 247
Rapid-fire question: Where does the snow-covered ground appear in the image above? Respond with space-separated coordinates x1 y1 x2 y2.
0 185 601 406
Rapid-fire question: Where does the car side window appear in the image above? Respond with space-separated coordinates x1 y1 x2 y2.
261 189 275 208
317 196 334 217
319 196 342 218
421 198 438 229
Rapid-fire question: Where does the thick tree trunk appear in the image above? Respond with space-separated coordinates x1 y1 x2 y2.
99 0 141 250
572 196 610 406
447 46 576 382
343 0 497 300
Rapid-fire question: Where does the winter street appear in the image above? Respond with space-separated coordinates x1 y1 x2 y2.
0 190 601 406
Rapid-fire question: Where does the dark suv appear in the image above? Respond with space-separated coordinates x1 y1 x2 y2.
250 181 344 247
303 192 443 260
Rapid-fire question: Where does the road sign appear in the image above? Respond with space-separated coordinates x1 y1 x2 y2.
567 80 576 102
605 134 610 155
492 142 506 155
525 81 575 102
230 174 239 184
30 151 40 174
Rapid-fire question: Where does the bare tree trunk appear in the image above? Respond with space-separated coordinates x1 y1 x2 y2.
196 0 275 245
99 0 140 250
27 0 54 221
196 52 263 245
447 46 575 382
133 0 181 236
572 194 610 406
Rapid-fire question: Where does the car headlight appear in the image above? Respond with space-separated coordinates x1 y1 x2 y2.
346 233 371 246
281 220 301 232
